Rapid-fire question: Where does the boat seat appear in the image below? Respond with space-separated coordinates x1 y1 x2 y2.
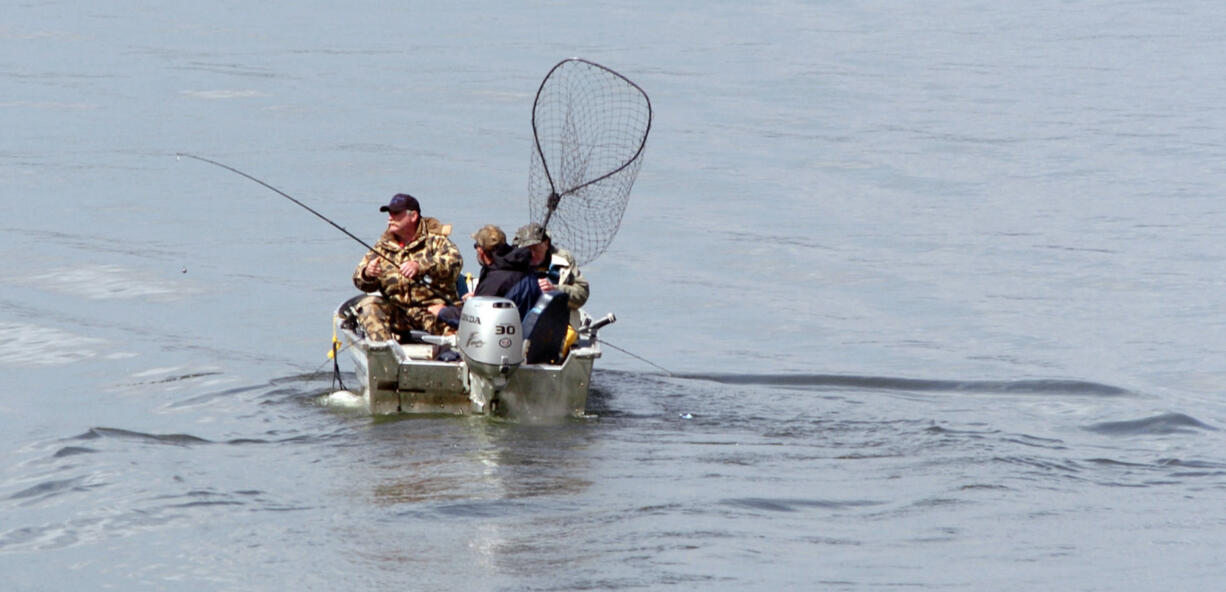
522 290 569 364
400 343 438 360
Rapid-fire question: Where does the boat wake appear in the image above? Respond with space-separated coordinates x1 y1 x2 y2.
673 372 1133 397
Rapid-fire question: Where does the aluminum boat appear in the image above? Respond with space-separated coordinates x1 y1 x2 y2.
331 293 614 418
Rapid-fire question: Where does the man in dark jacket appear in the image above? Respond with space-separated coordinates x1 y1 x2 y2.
469 225 532 298
436 224 532 328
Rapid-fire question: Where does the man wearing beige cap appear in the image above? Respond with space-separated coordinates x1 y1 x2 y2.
436 224 533 329
469 224 533 299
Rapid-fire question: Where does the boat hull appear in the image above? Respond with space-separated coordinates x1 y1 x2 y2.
333 297 601 417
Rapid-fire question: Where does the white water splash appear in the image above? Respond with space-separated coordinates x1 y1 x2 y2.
322 390 364 408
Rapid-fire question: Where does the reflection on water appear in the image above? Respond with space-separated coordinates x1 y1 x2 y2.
0 322 113 367
354 416 596 507
20 264 197 301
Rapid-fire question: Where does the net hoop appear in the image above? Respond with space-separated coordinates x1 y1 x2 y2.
528 58 652 265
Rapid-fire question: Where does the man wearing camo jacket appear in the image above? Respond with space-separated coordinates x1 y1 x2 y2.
352 193 463 340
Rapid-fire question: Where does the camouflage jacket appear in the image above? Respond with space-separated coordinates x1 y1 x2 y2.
352 216 463 309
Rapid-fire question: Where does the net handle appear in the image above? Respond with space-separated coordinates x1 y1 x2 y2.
531 57 653 230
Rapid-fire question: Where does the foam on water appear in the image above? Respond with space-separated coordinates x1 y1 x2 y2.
322 390 365 408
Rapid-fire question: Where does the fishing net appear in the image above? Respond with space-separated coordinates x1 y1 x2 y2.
528 58 652 266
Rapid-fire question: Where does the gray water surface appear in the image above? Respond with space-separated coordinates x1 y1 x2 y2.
4 1 1226 590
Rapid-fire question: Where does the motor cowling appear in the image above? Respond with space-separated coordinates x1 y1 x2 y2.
456 297 524 382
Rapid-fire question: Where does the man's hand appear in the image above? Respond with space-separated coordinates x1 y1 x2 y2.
399 260 421 280
363 258 383 280
538 277 556 292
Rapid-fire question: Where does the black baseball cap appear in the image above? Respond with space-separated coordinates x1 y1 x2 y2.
380 193 420 214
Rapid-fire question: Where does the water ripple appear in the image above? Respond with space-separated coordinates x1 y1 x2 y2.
51 446 98 458
1083 412 1217 436
74 427 212 446
8 476 90 501
64 426 336 448
720 497 882 512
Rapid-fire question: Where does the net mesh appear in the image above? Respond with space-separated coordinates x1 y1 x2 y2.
529 59 651 266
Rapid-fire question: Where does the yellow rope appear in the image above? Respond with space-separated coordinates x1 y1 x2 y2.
328 315 344 359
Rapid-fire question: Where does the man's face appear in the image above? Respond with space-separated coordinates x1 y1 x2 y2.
387 209 418 238
475 246 493 266
529 241 549 265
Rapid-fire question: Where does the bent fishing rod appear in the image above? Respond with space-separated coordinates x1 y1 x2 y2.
176 152 403 273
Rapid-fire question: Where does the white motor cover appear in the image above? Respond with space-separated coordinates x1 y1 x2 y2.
457 297 524 369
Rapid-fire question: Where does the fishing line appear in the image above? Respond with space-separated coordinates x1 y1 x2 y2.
600 338 672 376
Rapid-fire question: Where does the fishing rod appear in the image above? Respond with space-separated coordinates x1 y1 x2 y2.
176 152 400 271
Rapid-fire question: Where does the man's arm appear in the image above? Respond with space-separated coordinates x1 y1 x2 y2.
353 251 383 292
558 265 589 308
423 236 465 290
550 249 589 309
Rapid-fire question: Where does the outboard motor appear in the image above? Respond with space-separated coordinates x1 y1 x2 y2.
456 297 524 388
